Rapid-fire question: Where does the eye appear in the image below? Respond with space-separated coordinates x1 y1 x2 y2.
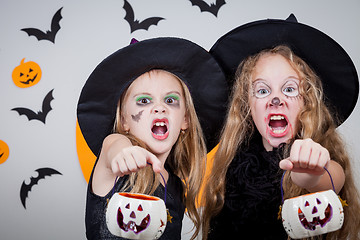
282 86 298 97
252 82 271 98
254 88 271 98
164 94 180 105
137 205 143 211
136 95 152 105
29 68 33 73
282 80 299 97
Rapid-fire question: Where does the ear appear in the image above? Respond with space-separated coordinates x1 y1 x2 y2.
181 115 189 130
121 114 130 132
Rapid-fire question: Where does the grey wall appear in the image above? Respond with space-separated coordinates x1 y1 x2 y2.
0 0 359 239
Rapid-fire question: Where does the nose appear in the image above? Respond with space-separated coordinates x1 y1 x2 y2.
153 104 166 114
271 97 281 106
130 211 136 218
268 96 284 107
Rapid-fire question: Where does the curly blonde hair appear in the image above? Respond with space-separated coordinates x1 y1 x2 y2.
114 69 206 240
201 45 360 240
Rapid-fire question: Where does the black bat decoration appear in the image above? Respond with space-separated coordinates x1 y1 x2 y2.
12 89 54 124
189 0 226 17
21 7 63 43
20 167 62 209
123 0 165 33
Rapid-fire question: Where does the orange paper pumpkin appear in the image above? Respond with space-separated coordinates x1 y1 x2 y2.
12 58 42 88
0 140 10 164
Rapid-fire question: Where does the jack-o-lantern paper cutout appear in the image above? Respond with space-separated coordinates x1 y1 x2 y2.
12 58 42 88
282 190 344 239
106 192 167 240
0 140 10 164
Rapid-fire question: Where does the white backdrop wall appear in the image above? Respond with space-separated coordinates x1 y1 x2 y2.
0 0 359 239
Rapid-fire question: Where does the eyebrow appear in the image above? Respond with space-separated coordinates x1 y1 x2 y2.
284 77 300 82
252 79 270 87
165 91 182 97
252 76 300 85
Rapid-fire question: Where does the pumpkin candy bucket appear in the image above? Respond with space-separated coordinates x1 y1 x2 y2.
106 192 167 239
280 168 346 239
106 170 168 240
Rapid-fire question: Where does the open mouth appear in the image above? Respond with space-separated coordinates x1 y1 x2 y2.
298 203 333 230
151 119 169 140
268 114 288 136
117 207 150 233
20 73 37 84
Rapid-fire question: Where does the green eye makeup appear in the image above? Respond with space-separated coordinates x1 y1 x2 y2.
165 94 180 100
136 95 152 102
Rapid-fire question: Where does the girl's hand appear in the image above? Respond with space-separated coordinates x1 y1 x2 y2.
279 139 345 193
279 138 330 175
110 146 162 177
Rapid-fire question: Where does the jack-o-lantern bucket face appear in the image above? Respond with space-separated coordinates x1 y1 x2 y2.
12 58 42 88
282 190 344 239
106 192 167 240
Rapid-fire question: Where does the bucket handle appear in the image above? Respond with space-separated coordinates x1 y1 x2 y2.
280 166 335 203
111 162 167 203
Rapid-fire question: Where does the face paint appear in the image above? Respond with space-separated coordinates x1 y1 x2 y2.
271 97 280 106
265 116 295 147
131 110 144 122
136 95 152 105
164 93 180 108
250 54 304 150
251 81 271 99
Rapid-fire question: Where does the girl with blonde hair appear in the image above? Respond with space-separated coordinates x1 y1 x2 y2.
77 37 228 239
202 15 360 239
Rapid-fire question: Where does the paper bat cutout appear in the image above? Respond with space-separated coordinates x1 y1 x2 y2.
189 0 226 17
123 0 165 33
20 167 62 209
21 7 63 43
12 89 54 124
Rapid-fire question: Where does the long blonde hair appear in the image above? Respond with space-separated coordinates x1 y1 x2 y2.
114 69 206 239
201 45 360 239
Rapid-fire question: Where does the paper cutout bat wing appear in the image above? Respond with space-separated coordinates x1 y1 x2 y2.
21 7 63 43
12 89 54 124
123 0 164 33
20 167 62 209
189 0 226 17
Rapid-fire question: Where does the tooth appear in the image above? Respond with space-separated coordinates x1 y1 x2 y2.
160 122 164 126
320 211 325 220
270 115 286 121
